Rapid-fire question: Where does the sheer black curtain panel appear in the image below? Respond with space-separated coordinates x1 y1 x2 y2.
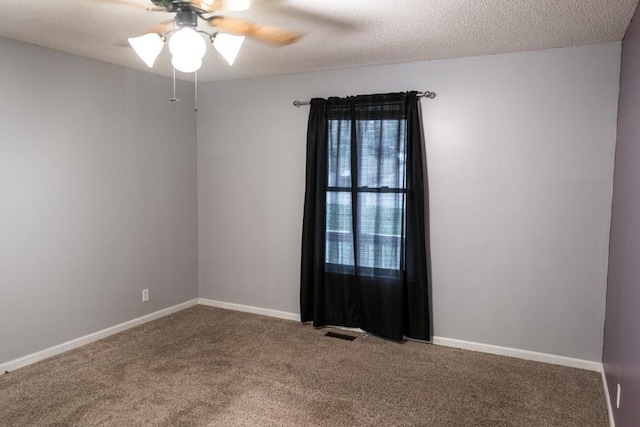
300 92 430 341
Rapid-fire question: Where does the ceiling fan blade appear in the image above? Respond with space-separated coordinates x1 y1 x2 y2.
189 0 224 13
88 0 153 10
142 20 175 35
208 16 302 45
268 3 357 31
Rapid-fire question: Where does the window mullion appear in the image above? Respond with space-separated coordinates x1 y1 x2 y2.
349 106 359 269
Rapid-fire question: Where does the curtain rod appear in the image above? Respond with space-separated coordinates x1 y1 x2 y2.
292 91 436 107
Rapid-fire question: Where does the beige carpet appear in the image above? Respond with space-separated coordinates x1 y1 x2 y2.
0 306 607 426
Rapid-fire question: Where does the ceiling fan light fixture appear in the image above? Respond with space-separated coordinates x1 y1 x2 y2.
213 33 245 65
223 0 250 12
125 0 299 75
128 33 165 68
169 27 207 60
171 55 203 73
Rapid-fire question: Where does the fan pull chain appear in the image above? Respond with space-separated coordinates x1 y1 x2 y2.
195 70 198 112
170 67 179 103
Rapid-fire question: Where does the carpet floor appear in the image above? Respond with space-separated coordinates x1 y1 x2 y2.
0 305 607 426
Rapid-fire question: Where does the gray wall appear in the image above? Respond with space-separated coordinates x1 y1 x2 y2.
0 38 621 366
198 43 620 361
603 4 640 426
0 38 199 364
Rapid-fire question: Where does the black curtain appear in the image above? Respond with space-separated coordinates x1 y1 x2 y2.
300 92 430 341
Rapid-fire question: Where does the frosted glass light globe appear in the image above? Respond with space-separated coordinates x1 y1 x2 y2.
128 33 165 68
171 55 203 73
169 28 206 59
213 33 245 65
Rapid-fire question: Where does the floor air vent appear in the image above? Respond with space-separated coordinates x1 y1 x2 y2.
325 331 357 341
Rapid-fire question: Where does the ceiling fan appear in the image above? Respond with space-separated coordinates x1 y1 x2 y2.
105 0 303 72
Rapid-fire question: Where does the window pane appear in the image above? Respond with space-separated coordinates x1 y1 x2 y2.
327 120 352 188
325 117 407 272
356 192 405 270
356 120 406 189
325 191 354 266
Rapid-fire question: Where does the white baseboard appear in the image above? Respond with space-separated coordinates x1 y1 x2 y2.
601 367 616 427
197 299 603 371
0 298 199 374
2 297 614 426
198 298 302 322
432 336 601 372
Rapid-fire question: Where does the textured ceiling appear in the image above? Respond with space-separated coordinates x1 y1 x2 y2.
0 0 637 82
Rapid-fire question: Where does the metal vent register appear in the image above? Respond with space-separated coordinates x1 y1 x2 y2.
324 331 357 341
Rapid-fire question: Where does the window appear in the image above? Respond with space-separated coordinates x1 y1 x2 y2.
300 91 430 340
325 117 407 274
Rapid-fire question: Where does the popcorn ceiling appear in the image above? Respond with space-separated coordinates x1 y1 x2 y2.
0 0 636 82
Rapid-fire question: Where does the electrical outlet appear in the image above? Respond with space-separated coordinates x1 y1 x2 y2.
142 289 149 302
616 384 621 409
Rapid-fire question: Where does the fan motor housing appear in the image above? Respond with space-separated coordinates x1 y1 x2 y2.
150 0 174 8
175 10 198 27
150 1 199 27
